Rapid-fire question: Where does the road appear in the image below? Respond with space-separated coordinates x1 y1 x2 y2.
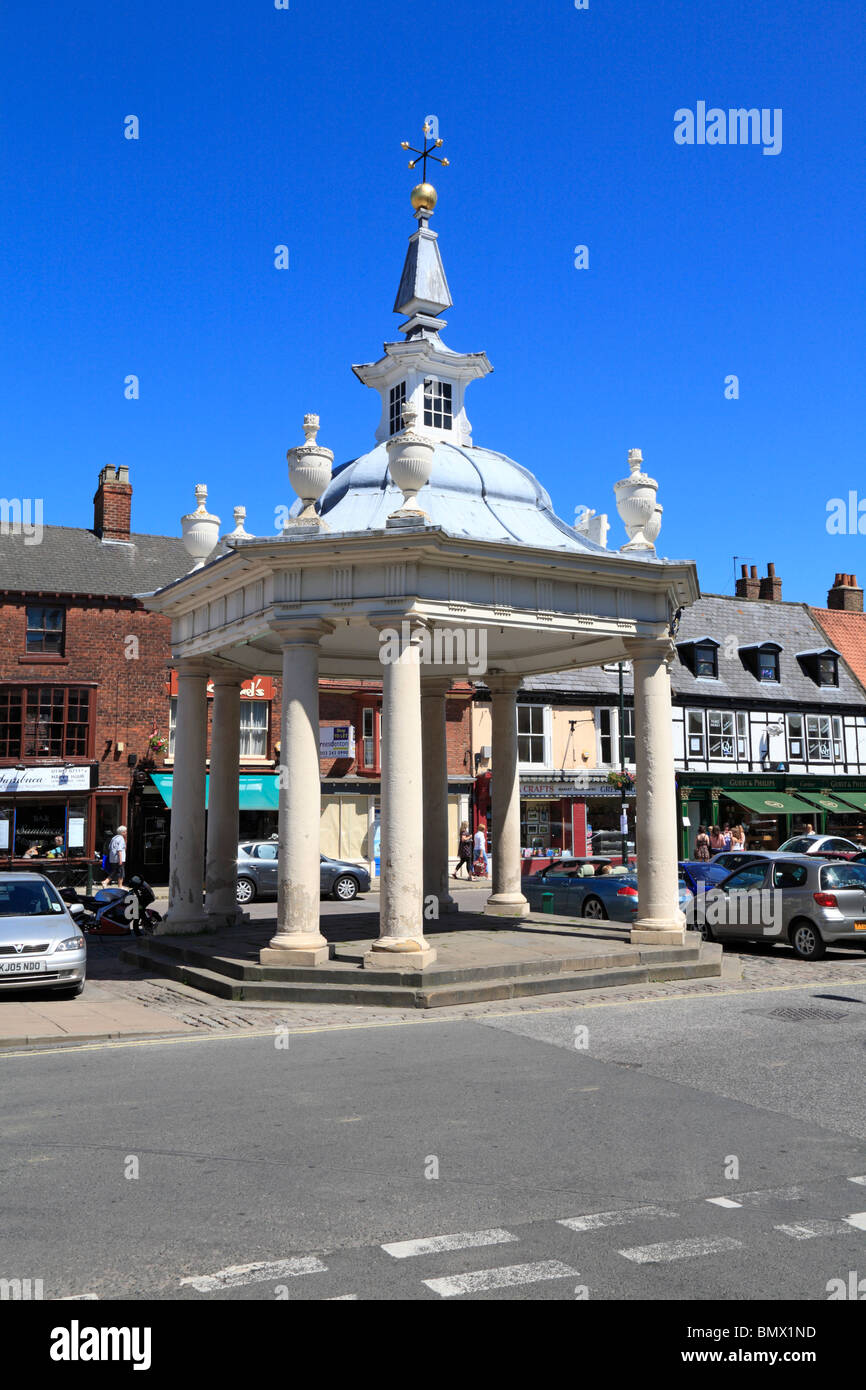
2 964 866 1301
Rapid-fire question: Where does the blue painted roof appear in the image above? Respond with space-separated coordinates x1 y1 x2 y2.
295 440 643 555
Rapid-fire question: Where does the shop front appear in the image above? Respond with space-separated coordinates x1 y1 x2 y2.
677 774 866 856
0 763 115 880
138 772 281 882
518 775 635 867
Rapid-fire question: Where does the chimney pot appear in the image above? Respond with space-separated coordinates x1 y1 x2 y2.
827 571 864 612
750 565 758 578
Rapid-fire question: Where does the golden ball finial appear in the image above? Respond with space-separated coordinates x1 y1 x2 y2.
410 182 437 211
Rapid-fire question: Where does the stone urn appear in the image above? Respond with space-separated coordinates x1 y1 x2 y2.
287 414 333 523
181 485 221 570
613 448 663 551
386 402 434 515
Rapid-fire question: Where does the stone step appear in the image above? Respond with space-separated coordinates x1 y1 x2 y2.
121 940 722 1009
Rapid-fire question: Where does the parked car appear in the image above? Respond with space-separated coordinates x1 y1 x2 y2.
0 872 86 997
690 852 866 959
679 860 732 894
524 858 691 923
710 850 769 872
777 833 863 859
235 843 371 905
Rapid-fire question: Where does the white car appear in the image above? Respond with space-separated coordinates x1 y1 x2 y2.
778 834 862 858
0 873 86 998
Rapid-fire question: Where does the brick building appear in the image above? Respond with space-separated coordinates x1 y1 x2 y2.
0 468 473 882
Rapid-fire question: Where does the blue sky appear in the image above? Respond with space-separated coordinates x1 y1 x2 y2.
1 1 863 604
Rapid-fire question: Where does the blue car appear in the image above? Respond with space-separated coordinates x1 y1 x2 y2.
525 857 693 923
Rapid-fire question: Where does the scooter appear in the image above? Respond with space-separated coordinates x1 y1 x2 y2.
60 875 161 936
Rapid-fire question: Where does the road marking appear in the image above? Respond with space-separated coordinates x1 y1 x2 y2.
844 1212 866 1231
382 1229 517 1259
179 1255 327 1292
706 1197 742 1209
849 1176 866 1186
558 1205 676 1232
59 1294 99 1300
732 1186 807 1206
775 1221 853 1240
619 1236 742 1264
423 1260 578 1298
327 1294 359 1300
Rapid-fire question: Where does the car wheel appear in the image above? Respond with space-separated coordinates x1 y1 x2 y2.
789 919 826 961
699 919 715 942
236 876 256 905
332 875 359 902
582 896 607 921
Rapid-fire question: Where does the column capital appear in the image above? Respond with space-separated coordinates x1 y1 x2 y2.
268 617 334 646
208 669 244 688
623 636 676 667
420 675 453 698
486 672 523 695
173 657 211 679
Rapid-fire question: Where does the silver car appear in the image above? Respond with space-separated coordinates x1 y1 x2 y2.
0 873 87 997
235 843 371 905
690 852 866 960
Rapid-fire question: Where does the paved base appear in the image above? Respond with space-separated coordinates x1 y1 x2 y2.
121 908 723 1008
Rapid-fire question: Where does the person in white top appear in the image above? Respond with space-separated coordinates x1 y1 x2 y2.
102 825 127 888
473 825 489 877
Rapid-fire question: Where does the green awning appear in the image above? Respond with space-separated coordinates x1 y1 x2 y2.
820 790 866 813
722 789 808 815
150 774 279 811
791 791 860 815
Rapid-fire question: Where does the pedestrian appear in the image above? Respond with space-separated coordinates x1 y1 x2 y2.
721 822 732 851
693 825 711 861
46 835 65 858
453 822 474 879
708 824 724 853
102 825 127 888
473 823 489 878
730 823 746 852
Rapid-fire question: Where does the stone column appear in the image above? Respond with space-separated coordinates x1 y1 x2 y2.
421 677 457 916
158 659 209 935
485 674 529 917
365 619 436 969
205 673 243 928
260 622 332 967
625 637 686 944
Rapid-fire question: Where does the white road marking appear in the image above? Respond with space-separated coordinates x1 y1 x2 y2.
382 1229 517 1259
327 1294 359 1300
731 1186 807 1206
706 1197 742 1209
179 1255 327 1292
775 1221 852 1240
844 1212 866 1231
558 1205 676 1232
849 1176 866 1186
619 1236 742 1264
424 1260 578 1298
59 1294 99 1300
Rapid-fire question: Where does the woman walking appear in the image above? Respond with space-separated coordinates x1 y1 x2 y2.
453 822 474 879
693 825 711 861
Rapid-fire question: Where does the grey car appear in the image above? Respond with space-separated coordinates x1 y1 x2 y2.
0 872 87 997
689 852 866 960
235 842 371 905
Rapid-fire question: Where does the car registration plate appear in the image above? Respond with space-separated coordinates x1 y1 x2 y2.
854 922 866 931
0 959 46 974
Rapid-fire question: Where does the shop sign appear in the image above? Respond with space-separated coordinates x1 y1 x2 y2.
0 767 92 793
320 725 356 758
168 672 275 700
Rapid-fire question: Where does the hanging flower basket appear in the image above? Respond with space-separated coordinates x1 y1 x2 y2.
607 769 634 791
148 735 168 754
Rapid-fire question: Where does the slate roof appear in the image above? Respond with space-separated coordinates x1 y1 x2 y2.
508 594 866 708
810 606 866 689
0 526 190 599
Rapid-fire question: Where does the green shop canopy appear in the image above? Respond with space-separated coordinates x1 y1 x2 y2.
150 773 279 811
721 789 809 816
817 789 866 813
790 790 861 815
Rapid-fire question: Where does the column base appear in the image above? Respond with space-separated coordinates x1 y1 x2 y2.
205 907 246 929
484 894 530 918
631 920 686 946
260 933 330 967
434 893 458 916
363 940 437 971
155 911 210 936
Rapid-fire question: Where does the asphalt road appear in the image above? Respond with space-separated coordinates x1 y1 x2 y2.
2 973 866 1301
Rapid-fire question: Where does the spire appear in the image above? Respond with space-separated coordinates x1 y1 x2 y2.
393 125 453 338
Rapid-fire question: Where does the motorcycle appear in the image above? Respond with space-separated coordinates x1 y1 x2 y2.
60 875 161 936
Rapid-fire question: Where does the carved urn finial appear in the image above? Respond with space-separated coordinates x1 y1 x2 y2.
614 447 663 552
385 400 434 525
286 413 333 527
181 484 221 570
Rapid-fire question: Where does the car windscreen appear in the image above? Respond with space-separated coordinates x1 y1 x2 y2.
820 863 866 890
0 881 66 917
689 864 730 886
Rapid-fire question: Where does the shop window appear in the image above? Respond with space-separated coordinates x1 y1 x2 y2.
389 382 407 435
0 685 91 759
686 709 705 758
805 714 832 762
708 711 735 759
240 701 268 758
517 704 546 765
25 605 65 655
423 378 452 430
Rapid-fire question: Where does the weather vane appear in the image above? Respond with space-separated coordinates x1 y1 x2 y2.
400 122 450 185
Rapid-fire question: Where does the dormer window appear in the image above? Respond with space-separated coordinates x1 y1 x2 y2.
758 649 779 682
694 643 718 679
795 647 840 687
739 641 782 683
818 655 839 687
423 378 452 430
389 382 406 436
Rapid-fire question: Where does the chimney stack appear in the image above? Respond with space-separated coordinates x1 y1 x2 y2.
758 562 782 602
735 563 760 600
827 572 864 612
93 465 132 541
